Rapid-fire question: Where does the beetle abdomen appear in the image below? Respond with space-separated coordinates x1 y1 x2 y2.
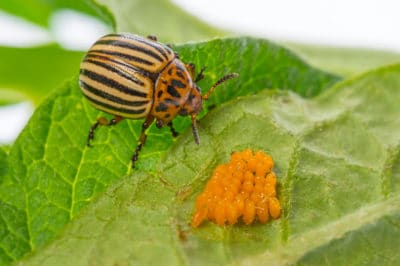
79 34 175 119
89 34 174 72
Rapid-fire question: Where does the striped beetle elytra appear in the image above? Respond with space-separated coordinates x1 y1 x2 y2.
79 33 238 167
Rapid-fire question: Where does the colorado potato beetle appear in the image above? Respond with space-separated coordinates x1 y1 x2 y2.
79 33 238 167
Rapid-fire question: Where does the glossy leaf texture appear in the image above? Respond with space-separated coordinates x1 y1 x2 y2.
17 63 400 265
0 37 338 265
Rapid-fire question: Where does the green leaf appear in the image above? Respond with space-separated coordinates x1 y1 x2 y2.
18 64 400 265
0 0 113 28
284 42 400 76
0 45 84 105
0 37 339 264
95 0 226 43
0 147 8 180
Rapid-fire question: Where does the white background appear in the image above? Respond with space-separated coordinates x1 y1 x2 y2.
1 0 400 143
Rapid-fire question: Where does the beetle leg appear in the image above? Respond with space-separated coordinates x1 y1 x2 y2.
167 122 179 138
147 35 157 41
195 66 206 82
191 114 200 145
156 119 164 128
87 116 123 147
132 116 155 168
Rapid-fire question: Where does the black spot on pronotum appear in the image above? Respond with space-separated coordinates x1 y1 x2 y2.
171 79 186 89
164 98 180 107
155 102 168 112
176 71 184 79
167 85 180 98
157 90 163 98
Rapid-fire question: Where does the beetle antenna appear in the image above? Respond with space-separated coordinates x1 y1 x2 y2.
191 114 200 145
202 73 239 100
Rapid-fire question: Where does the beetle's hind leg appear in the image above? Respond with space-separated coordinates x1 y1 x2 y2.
87 116 123 147
132 116 155 168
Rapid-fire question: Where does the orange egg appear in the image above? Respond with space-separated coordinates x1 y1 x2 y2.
225 202 239 225
256 201 269 223
247 157 258 172
269 197 281 219
191 149 281 228
243 199 256 225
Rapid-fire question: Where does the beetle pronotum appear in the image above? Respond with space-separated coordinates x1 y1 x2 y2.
79 33 238 167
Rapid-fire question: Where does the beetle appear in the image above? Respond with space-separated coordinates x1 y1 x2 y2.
79 33 238 167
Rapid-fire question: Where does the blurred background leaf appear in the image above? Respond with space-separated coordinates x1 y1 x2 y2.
0 0 114 27
95 0 226 43
0 45 83 105
284 42 400 76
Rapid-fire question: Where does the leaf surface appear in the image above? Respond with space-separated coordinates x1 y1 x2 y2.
18 64 400 265
0 37 338 264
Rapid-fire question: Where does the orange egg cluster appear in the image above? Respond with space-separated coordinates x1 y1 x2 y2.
191 149 281 228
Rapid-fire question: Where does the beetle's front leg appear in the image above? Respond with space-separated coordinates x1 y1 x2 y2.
87 116 123 147
195 66 206 82
132 115 155 168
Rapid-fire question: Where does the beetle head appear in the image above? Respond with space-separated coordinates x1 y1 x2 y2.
180 73 239 145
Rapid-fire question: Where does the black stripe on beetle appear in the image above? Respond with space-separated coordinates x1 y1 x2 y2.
96 39 164 62
89 49 154 66
83 58 145 87
80 80 149 107
80 69 148 98
118 34 172 60
86 53 159 81
83 93 147 115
